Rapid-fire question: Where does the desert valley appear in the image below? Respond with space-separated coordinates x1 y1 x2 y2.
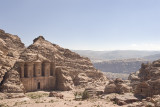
1 1 160 107
0 29 160 107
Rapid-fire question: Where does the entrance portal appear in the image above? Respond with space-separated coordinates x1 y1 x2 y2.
38 82 40 90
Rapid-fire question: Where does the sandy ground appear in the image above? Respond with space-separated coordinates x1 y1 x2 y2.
0 91 123 107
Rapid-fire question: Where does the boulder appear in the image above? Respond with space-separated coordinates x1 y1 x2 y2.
104 78 131 94
104 84 116 94
128 71 140 91
0 69 25 93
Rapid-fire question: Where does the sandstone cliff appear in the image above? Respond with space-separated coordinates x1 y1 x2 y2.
93 59 148 74
0 29 25 83
18 36 106 90
130 60 160 98
0 69 24 93
0 30 107 92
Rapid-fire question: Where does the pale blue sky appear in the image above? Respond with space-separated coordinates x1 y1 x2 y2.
0 0 160 50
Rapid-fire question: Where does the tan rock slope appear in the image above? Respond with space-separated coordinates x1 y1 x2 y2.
0 69 24 93
0 29 107 93
0 29 25 83
19 36 107 91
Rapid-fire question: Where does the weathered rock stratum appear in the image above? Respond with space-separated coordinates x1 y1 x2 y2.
0 29 107 93
93 59 148 74
0 29 25 83
129 60 160 98
19 36 106 91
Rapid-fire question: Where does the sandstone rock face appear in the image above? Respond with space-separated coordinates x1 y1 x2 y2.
55 67 74 91
134 61 160 98
93 59 148 74
1 30 107 92
128 71 140 82
128 71 140 90
104 78 131 94
0 69 24 93
73 73 91 86
104 83 117 94
0 29 25 83
18 36 107 91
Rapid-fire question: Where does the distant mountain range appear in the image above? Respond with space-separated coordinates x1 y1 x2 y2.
73 50 160 62
74 50 160 79
143 53 160 61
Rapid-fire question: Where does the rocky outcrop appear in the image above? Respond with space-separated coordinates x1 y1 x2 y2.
104 78 131 94
55 67 74 91
0 69 24 93
0 29 25 83
128 71 140 82
134 60 160 98
73 73 91 86
18 36 107 91
0 29 25 52
128 71 140 90
0 29 107 92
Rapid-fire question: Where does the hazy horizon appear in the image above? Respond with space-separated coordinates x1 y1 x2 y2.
1 0 160 51
73 49 160 52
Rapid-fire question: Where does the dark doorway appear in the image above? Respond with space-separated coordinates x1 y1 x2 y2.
38 82 40 90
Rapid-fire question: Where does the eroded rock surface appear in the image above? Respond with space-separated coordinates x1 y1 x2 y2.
18 36 107 91
128 71 140 90
133 61 160 98
0 30 107 93
0 69 24 93
0 29 25 83
104 78 131 94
